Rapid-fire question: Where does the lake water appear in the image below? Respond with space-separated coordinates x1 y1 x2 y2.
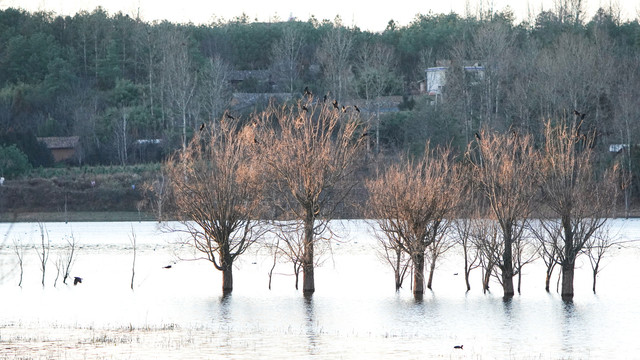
0 219 639 359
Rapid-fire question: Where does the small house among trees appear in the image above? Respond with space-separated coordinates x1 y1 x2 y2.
37 136 80 163
425 61 485 96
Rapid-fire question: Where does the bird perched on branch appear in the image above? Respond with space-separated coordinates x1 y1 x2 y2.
199 122 205 132
225 113 235 120
474 132 481 141
304 86 313 97
332 99 339 109
354 105 360 113
73 276 83 285
573 109 586 120
302 105 308 112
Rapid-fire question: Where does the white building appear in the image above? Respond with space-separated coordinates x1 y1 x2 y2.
425 64 485 96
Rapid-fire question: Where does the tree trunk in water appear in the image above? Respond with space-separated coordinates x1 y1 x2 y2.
426 259 436 290
561 261 575 299
394 269 402 291
302 212 315 295
482 267 491 293
561 216 575 299
502 236 515 298
413 253 425 297
465 269 471 291
464 252 471 291
545 263 554 292
222 267 233 294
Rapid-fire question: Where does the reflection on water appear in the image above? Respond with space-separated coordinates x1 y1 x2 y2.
0 219 639 358
303 295 319 356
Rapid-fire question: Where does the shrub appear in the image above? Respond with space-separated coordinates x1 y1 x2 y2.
0 144 32 178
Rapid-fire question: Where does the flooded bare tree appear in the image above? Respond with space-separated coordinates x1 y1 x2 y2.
470 129 539 298
59 233 79 285
36 223 50 287
452 216 481 292
259 101 366 295
452 166 482 291
12 238 25 287
366 145 461 298
130 227 137 290
370 220 411 291
166 117 265 294
529 220 562 292
538 119 618 299
470 218 501 293
585 225 619 294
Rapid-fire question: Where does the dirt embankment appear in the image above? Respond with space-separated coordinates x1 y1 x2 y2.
0 172 152 216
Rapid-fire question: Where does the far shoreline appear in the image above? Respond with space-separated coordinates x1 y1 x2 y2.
0 211 157 223
1 210 639 223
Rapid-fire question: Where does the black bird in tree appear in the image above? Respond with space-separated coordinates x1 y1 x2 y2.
225 113 235 120
332 99 339 109
323 94 327 103
360 132 369 139
474 132 481 141
73 277 82 285
354 105 360 113
302 105 308 112
304 86 312 97
199 122 205 132
573 109 586 120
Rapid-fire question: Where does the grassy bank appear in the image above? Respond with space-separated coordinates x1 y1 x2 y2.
0 211 158 223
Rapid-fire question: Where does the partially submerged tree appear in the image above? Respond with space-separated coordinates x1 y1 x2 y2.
370 220 411 291
260 100 366 295
529 220 562 292
58 233 79 285
366 146 461 298
166 117 265 294
584 225 618 294
12 238 26 287
470 129 539 298
36 223 50 288
538 119 618 299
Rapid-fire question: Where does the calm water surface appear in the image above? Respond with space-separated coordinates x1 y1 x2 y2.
0 219 639 359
